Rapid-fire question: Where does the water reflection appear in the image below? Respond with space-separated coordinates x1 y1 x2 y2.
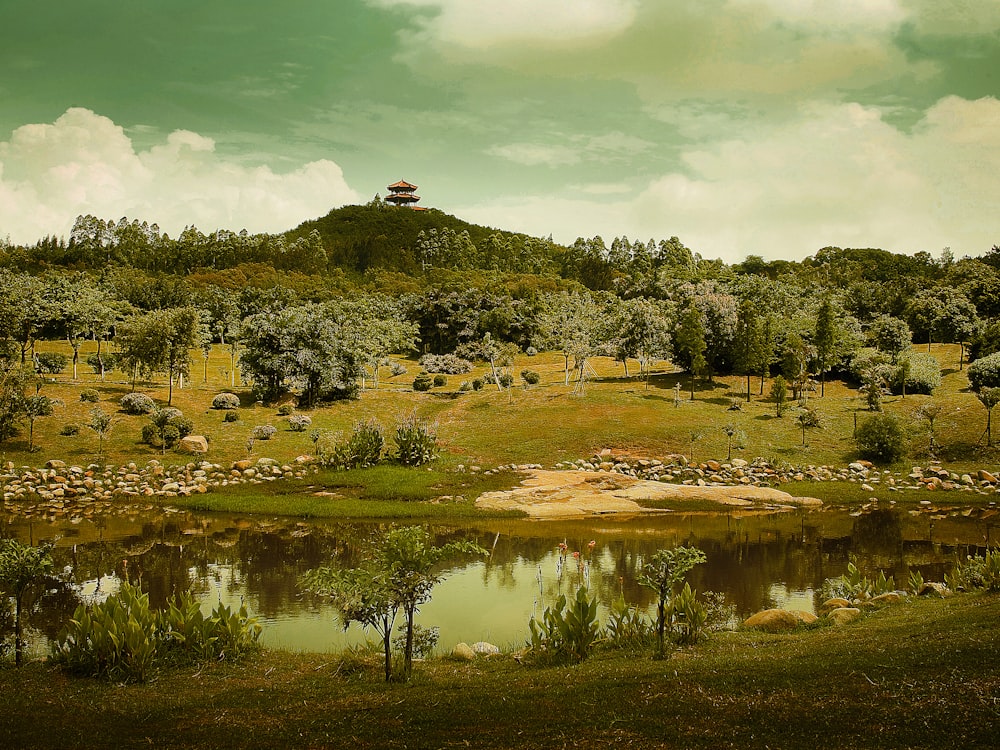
1 504 994 654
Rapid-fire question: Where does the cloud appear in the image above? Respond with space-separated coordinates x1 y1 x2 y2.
487 132 653 167
901 0 1000 36
458 96 1000 262
0 108 360 244
366 0 638 48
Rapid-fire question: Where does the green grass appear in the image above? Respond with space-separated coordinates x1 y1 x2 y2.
3 592 998 749
169 465 525 519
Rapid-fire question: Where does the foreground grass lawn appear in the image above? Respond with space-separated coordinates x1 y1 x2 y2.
2 594 998 749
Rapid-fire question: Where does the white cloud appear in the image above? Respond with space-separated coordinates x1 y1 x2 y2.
367 0 638 48
487 131 653 167
727 0 906 31
486 142 582 167
901 0 1000 36
0 108 360 243
459 97 1000 262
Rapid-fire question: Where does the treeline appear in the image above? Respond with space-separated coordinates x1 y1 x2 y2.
1 203 999 408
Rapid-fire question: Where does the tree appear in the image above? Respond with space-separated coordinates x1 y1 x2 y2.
796 406 821 446
813 298 836 396
0 539 55 667
609 297 673 384
674 301 708 399
770 375 788 417
534 292 604 386
968 351 1000 392
868 315 911 363
733 299 768 402
638 546 706 659
0 366 30 445
300 526 485 681
780 332 811 400
975 387 1000 447
914 402 943 457
87 407 113 458
23 393 54 453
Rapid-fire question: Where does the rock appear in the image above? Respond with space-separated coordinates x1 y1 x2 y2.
790 610 818 625
917 582 952 598
743 609 800 632
826 607 862 625
45 459 67 469
178 435 209 454
452 642 476 661
706 460 722 472
819 597 852 614
978 469 997 483
232 459 253 471
471 641 500 656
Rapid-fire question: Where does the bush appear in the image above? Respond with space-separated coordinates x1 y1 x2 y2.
418 353 473 374
35 352 68 374
211 392 241 410
250 424 277 441
142 408 193 449
527 586 600 665
390 361 407 377
394 414 438 466
79 389 100 403
51 583 260 683
223 411 240 423
413 372 433 392
86 352 119 375
968 351 1000 391
276 403 295 416
120 392 156 415
288 414 312 432
891 353 941 395
471 378 484 391
60 423 80 436
315 420 385 470
432 374 447 388
525 346 538 357
520 369 540 385
855 412 906 464
497 372 515 388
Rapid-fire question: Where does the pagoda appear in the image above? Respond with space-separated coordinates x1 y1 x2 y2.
386 179 421 208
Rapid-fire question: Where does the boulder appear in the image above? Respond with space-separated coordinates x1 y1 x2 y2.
178 435 209 454
869 592 903 607
790 610 818 625
452 642 476 661
472 641 500 656
743 608 800 632
819 597 852 614
826 607 862 626
978 469 997 484
917 582 952 598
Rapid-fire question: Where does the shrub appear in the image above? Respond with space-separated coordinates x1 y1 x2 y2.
520 369 540 385
250 424 277 441
413 372 433 392
142 408 193 449
471 378 484 391
418 353 473 374
288 414 312 432
394 414 438 466
968 351 1000 391
86 352 119 375
890 353 941 395
497 372 515 388
223 411 240 423
316 420 385 469
51 583 260 683
79 389 100 403
855 412 906 464
603 594 652 650
211 392 241 410
60 423 80 436
392 624 439 659
948 549 1000 592
432 374 447 388
389 361 407 377
34 352 68 374
459 381 471 392
525 346 538 357
527 586 600 665
276 403 295 416
120 392 156 415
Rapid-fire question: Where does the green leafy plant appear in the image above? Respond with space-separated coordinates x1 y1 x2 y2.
638 546 707 659
413 372 433 392
665 582 708 645
948 548 1000 592
527 586 600 664
603 593 652 650
855 412 906 464
316 419 385 470
394 414 438 467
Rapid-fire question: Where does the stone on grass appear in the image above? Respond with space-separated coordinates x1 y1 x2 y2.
178 435 209 454
743 608 800 632
826 607 862 626
869 592 903 607
819 597 852 614
452 642 476 661
472 641 500 656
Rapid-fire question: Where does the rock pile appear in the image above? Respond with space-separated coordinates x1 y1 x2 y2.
552 450 1000 496
1 457 317 519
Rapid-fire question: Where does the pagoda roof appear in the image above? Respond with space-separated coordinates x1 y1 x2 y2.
386 193 420 203
387 180 418 190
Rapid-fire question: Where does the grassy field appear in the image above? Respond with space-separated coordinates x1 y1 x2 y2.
15 341 1000 479
1 592 997 749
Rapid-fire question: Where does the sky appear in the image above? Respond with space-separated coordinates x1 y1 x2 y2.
1 0 999 263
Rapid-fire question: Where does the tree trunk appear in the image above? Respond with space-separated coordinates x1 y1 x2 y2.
14 595 23 668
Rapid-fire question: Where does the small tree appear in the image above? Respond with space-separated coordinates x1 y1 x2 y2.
975 387 1000 447
721 423 746 461
796 406 821 446
23 393 54 453
0 539 55 667
300 526 485 682
87 407 113 458
638 546 706 659
914 402 943 457
770 375 788 417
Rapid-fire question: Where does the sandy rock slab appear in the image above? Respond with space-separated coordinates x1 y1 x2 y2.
475 470 821 519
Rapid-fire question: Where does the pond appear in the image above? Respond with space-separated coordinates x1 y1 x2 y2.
2 501 996 657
